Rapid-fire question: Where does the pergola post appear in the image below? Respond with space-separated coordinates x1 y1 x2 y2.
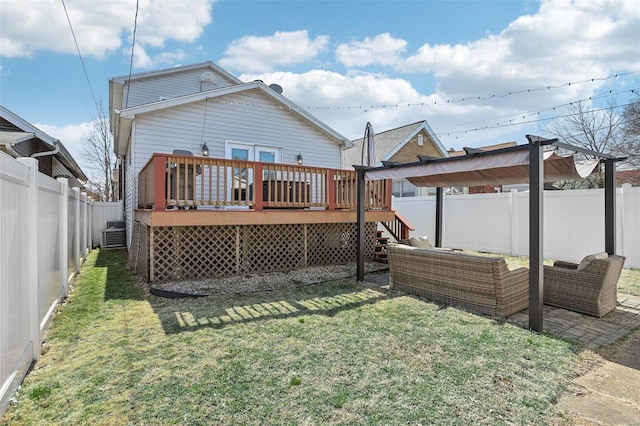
528 137 544 332
356 167 366 281
604 160 616 255
435 187 443 247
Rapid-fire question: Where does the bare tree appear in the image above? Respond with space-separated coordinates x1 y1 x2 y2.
82 101 116 201
618 94 640 170
543 98 624 188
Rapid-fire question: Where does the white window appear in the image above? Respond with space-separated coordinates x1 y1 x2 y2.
224 141 283 204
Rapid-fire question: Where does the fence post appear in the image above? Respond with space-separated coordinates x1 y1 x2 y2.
620 184 630 256
81 193 88 259
73 187 81 274
16 158 41 362
57 178 69 297
510 189 518 256
88 198 93 250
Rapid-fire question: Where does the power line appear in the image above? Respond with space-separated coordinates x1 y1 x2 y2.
124 0 140 109
61 0 99 115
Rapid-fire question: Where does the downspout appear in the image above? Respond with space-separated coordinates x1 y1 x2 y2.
31 141 60 158
2 142 19 157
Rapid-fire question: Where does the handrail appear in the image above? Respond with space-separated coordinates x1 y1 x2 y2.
381 211 415 241
137 153 392 211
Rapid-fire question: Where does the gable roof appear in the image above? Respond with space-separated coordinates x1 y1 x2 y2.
109 61 244 134
0 105 87 181
110 61 243 86
345 120 449 167
113 80 353 156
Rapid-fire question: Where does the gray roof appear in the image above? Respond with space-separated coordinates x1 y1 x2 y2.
0 106 88 181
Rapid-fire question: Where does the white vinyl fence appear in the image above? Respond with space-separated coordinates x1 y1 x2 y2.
393 185 640 269
0 154 94 414
91 200 124 246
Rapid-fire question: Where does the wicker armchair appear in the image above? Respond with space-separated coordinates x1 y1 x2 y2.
543 253 626 317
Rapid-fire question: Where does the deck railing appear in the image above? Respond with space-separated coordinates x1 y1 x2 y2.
137 153 392 211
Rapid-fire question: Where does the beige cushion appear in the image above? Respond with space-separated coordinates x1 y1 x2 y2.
398 239 411 246
409 236 432 249
577 252 608 271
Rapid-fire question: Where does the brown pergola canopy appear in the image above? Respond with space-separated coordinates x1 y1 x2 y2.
365 144 600 187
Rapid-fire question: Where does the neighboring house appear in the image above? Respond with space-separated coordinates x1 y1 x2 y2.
0 105 87 187
616 168 640 186
448 142 518 194
109 61 404 282
342 120 450 197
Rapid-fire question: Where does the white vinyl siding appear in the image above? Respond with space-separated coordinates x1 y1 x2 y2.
131 91 342 179
123 69 238 109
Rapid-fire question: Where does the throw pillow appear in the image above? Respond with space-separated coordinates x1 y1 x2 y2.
409 236 432 249
577 252 608 271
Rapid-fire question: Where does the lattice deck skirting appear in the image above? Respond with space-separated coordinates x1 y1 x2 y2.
130 221 376 282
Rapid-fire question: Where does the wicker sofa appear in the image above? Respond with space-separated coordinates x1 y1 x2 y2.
543 253 626 317
387 245 529 317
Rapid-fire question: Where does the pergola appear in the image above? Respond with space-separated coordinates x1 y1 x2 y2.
355 135 625 331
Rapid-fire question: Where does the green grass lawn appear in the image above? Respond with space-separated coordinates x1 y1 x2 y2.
4 249 630 425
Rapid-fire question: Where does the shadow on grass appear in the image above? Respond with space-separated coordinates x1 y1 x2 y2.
94 248 146 301
148 281 400 335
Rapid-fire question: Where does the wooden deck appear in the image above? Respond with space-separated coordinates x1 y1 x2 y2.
131 154 412 282
138 153 392 212
134 209 396 227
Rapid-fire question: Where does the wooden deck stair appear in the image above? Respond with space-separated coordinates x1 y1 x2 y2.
374 211 414 263
374 230 389 263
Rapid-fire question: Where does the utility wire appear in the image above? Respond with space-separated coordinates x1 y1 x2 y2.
61 0 99 115
124 0 140 109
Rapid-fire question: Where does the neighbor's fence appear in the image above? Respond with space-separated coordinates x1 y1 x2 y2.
0 154 93 415
393 185 640 268
91 200 124 245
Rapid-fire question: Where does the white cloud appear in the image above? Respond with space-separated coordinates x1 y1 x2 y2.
219 30 330 73
129 46 187 69
35 121 93 172
336 33 407 68
399 0 640 104
0 0 213 64
240 70 446 139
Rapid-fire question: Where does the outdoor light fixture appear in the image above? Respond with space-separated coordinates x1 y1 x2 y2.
297 152 303 165
201 142 209 157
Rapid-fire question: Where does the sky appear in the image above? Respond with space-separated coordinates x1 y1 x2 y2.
1 0 639 179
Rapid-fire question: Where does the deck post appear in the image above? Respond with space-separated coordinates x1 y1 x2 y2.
356 167 366 281
327 169 336 210
254 163 264 211
604 159 616 255
153 154 167 210
528 136 544 332
435 187 443 247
